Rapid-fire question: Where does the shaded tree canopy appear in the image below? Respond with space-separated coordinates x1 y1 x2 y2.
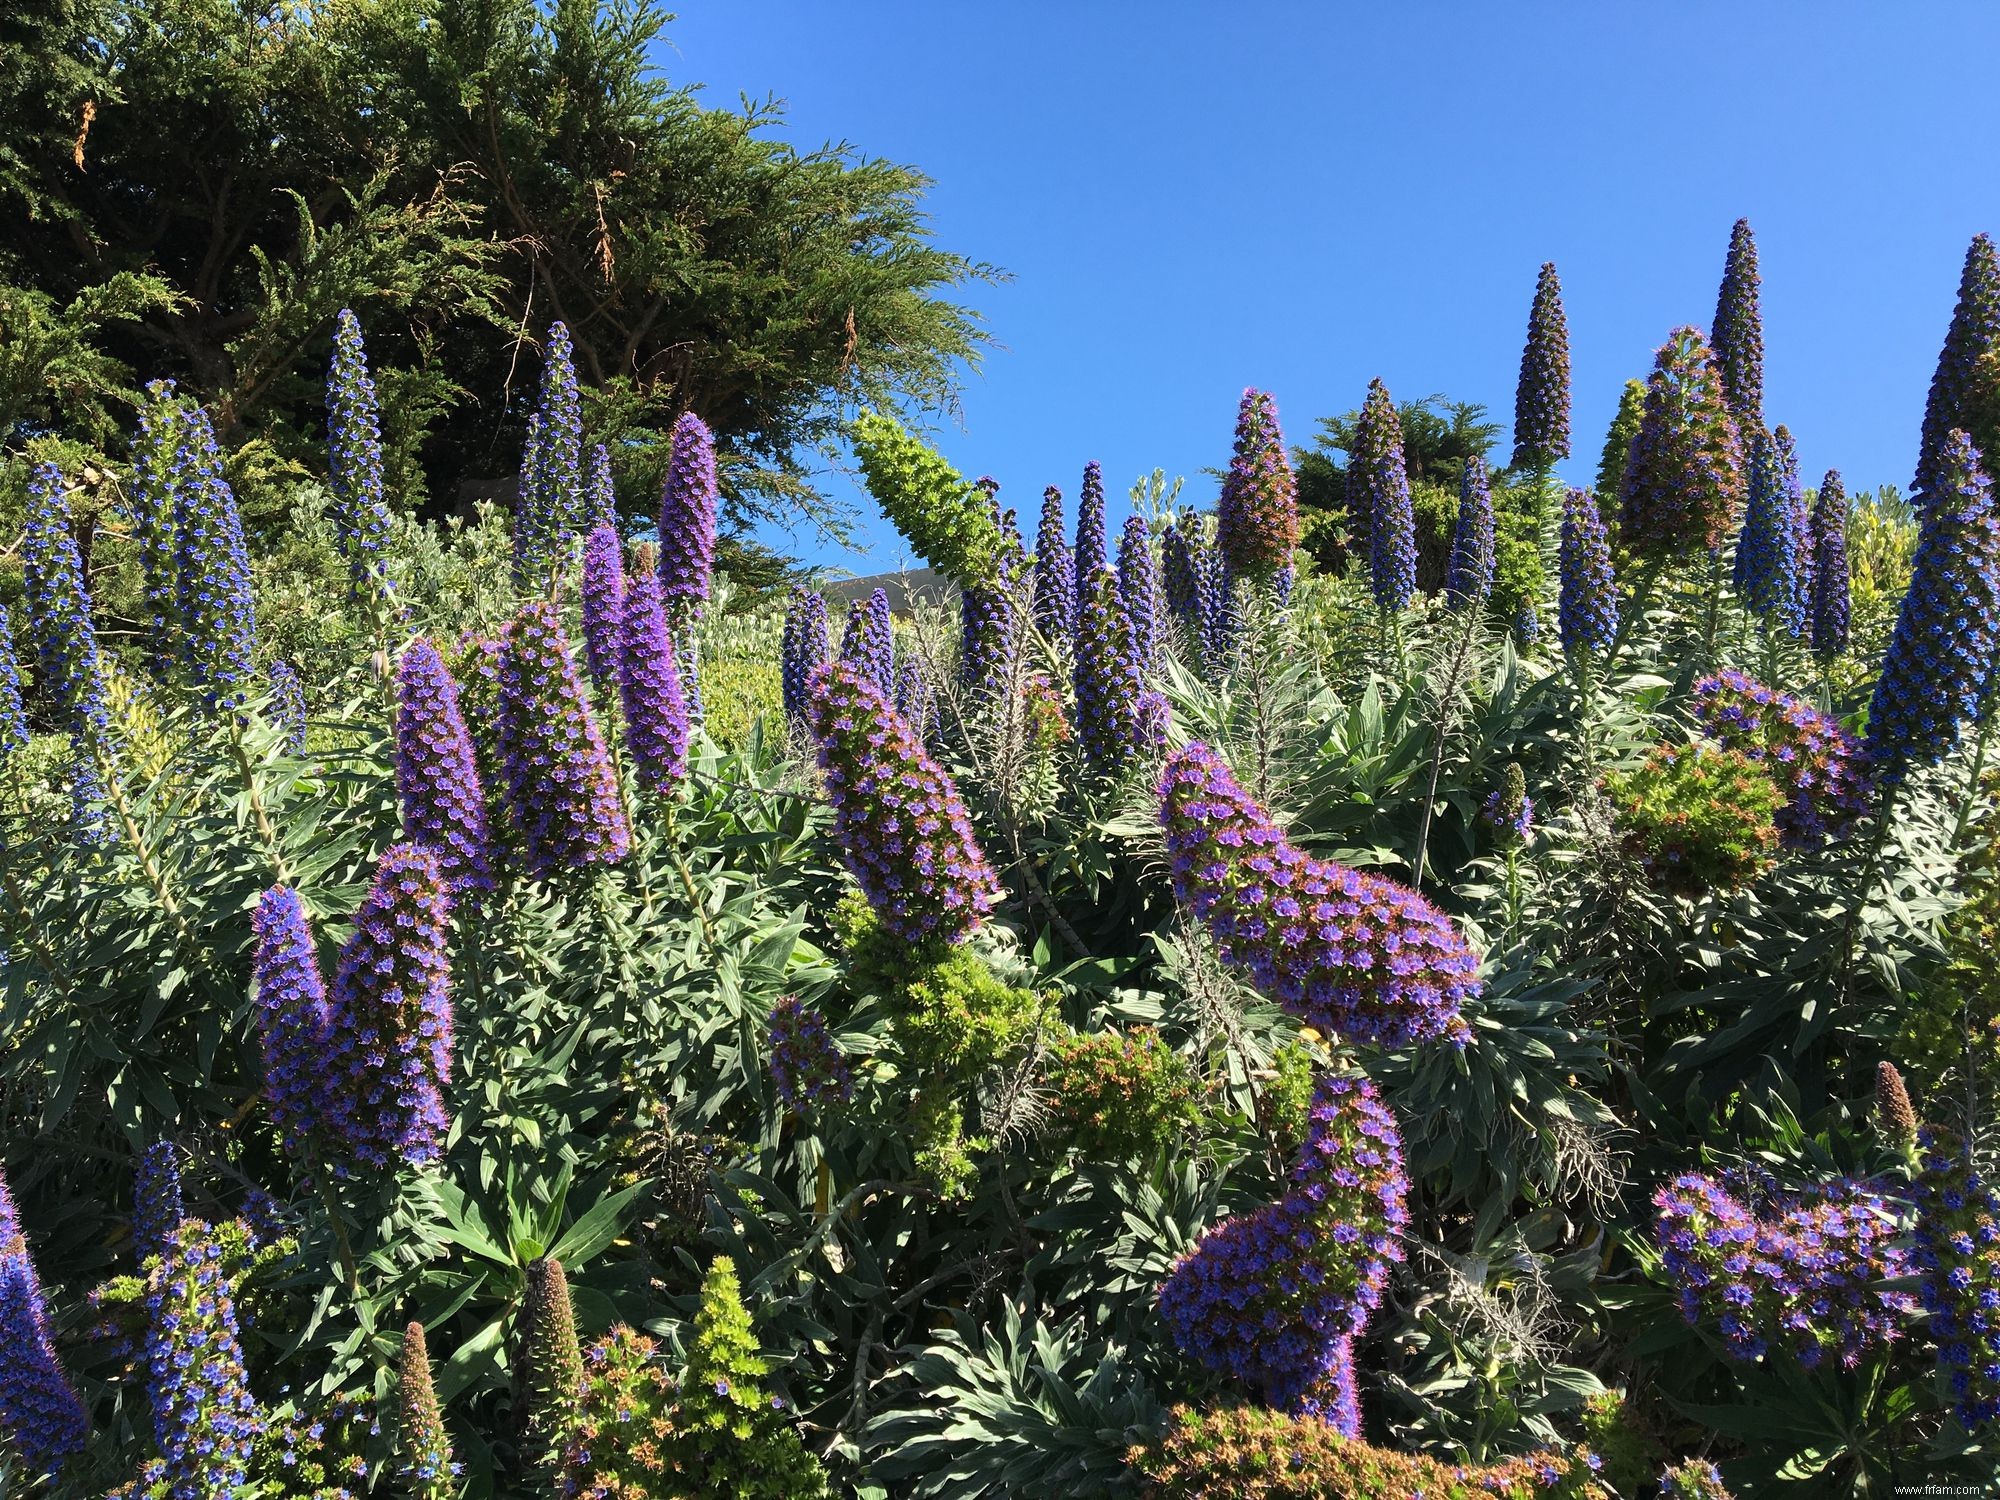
0 0 995 537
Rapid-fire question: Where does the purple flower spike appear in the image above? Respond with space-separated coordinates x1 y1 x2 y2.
580 522 627 697
808 658 1002 946
1512 262 1572 471
618 567 691 795
1075 566 1159 775
768 996 853 1112
1694 670 1871 849
1352 379 1415 611
251 886 335 1160
781 586 830 728
1911 1127 2000 1429
658 411 719 612
1162 511 1202 628
588 442 618 535
1558 487 1619 657
1159 1070 1409 1430
1864 429 2000 781
894 655 934 743
21 463 109 745
132 1142 185 1266
397 639 493 892
514 321 587 587
1214 388 1300 583
1809 471 1852 659
323 845 455 1172
0 603 29 756
143 1220 262 1495
1653 1171 1914 1370
1734 426 1809 637
498 601 632 875
1118 514 1163 669
327 310 395 596
841 588 896 699
171 403 258 708
1915 234 2000 507
0 1165 89 1474
266 659 307 754
1710 219 1765 433
1446 456 1496 607
1073 461 1108 596
1618 326 1745 559
1158 744 1477 1048
1033 486 1075 639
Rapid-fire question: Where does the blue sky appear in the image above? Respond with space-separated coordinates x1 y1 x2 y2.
657 3 2000 575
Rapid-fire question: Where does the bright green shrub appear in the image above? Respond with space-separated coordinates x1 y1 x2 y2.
1128 1405 1611 1499
560 1259 829 1500
1043 1027 1201 1159
1605 742 1781 895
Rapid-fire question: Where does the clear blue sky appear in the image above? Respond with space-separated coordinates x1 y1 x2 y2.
657 3 2000 575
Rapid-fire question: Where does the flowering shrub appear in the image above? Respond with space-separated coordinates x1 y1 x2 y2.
1691 670 1871 848
1652 1172 1915 1367
1604 743 1782 895
560 1258 829 1500
1159 743 1477 1048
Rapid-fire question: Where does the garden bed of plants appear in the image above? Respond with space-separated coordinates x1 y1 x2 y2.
1 220 1998 1499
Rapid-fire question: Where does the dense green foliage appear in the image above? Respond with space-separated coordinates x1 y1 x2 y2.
0 0 989 532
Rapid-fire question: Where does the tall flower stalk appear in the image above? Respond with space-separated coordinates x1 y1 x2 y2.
396 639 493 893
781 586 830 729
1032 485 1074 640
808 658 1002 946
0 1166 89 1475
1214 388 1299 583
322 844 455 1173
497 601 631 875
618 567 691 795
1160 743 1477 1047
326 309 395 599
1710 218 1765 434
1511 261 1572 475
579 522 627 699
1915 233 2000 505
1351 379 1416 614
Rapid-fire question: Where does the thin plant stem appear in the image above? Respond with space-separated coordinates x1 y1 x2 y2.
228 721 289 883
1408 601 1483 885
662 801 720 958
